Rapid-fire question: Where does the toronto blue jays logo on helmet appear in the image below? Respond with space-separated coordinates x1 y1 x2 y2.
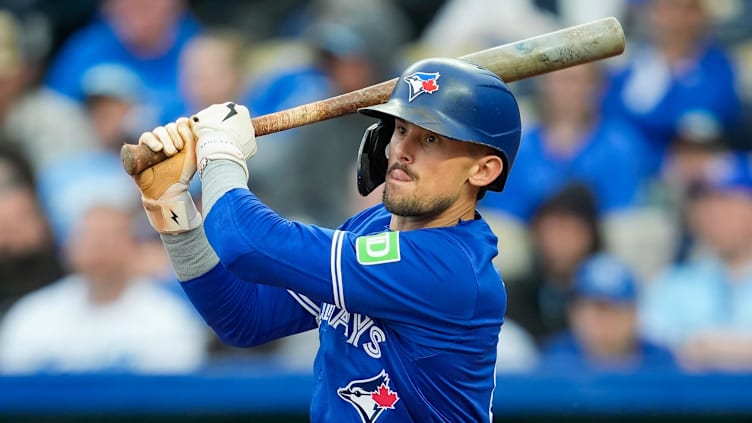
338 370 400 423
403 71 440 102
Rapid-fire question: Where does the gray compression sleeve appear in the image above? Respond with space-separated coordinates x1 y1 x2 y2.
160 226 219 281
158 161 246 281
201 160 248 215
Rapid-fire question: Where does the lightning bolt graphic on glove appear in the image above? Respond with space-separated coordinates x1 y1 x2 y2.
222 103 238 122
170 209 179 225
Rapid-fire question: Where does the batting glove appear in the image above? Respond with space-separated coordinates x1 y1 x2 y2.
134 117 202 234
192 102 256 180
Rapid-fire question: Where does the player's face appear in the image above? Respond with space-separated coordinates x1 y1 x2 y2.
382 119 479 218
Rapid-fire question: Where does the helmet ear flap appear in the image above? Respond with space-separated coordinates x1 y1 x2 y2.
356 120 393 196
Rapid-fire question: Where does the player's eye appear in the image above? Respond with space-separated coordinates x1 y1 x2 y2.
395 125 407 135
425 134 438 144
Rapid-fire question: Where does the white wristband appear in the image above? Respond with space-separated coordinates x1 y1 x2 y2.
196 131 249 180
142 191 202 234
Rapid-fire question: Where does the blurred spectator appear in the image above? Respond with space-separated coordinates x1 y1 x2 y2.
597 115 727 282
389 0 447 40
504 184 602 345
269 328 320 373
652 117 732 263
37 62 159 247
36 147 178 285
0 10 96 172
78 64 166 255
242 46 328 118
418 0 557 57
242 0 411 113
481 209 535 284
43 0 201 123
188 0 307 41
243 0 410 115
0 204 209 374
247 4 410 227
0 143 64 315
179 30 248 113
81 63 157 151
37 131 142 247
602 0 742 173
541 253 675 372
219 0 408 118
481 63 650 223
600 205 679 284
496 318 540 373
175 30 252 200
659 123 730 207
534 0 630 27
640 152 752 371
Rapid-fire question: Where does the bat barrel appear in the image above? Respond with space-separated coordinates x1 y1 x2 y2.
461 16 625 82
121 17 625 176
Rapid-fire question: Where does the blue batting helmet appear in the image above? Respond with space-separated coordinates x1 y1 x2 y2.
356 57 522 196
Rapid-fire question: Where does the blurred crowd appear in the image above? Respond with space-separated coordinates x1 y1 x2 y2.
0 0 751 377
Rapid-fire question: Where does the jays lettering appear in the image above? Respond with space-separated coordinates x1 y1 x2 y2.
319 303 386 359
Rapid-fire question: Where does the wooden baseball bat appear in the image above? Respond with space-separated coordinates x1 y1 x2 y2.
121 17 625 175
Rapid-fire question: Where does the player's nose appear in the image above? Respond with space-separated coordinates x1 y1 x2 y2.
390 134 416 164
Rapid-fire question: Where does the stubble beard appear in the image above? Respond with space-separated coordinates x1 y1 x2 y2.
382 182 454 218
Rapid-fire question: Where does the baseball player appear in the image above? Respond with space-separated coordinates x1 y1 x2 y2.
133 57 521 422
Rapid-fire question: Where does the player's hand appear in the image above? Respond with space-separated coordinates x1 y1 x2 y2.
134 117 202 234
192 102 256 180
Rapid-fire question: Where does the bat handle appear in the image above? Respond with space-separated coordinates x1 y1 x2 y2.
121 79 396 175
121 143 168 176
122 118 261 176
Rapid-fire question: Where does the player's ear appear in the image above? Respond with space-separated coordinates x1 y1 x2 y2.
467 155 503 189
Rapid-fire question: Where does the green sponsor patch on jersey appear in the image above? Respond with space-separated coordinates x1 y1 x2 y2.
356 231 401 265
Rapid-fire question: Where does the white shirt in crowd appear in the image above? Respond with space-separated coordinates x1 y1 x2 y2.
0 274 209 374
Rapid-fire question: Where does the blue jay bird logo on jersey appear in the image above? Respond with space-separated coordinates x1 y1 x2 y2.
403 71 440 102
338 370 400 423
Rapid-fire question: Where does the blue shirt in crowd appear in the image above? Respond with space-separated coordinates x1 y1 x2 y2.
480 118 649 222
242 66 331 116
44 13 201 123
540 331 676 373
640 258 752 348
602 42 741 173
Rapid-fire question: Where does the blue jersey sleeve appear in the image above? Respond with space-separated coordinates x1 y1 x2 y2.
180 261 318 348
205 190 489 329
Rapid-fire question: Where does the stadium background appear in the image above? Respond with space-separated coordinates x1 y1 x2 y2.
1 0 751 421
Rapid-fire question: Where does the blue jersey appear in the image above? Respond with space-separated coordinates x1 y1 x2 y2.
182 189 506 422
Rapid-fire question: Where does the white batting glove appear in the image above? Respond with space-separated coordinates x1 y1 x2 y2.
192 102 256 180
134 117 202 234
